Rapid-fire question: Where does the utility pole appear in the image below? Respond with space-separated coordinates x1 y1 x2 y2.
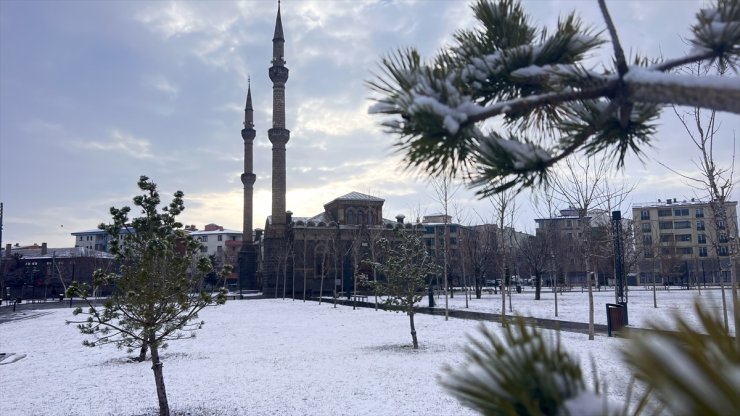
0 202 4 301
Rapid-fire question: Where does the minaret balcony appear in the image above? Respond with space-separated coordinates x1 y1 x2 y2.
241 128 256 141
268 128 290 145
241 173 257 186
269 66 289 83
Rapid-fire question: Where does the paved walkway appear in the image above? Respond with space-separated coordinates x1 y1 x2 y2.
0 295 624 336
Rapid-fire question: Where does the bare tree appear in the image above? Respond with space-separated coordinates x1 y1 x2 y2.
489 189 518 325
514 233 549 300
430 173 461 320
550 156 611 340
669 61 738 335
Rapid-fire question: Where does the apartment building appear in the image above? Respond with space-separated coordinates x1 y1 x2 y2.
632 198 738 285
534 207 612 285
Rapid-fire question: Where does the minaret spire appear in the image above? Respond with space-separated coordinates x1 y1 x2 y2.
273 1 284 42
244 76 253 128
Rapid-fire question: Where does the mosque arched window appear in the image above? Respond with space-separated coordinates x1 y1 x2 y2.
347 209 355 225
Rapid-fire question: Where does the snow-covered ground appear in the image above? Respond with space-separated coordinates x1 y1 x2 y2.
431 285 736 334
0 287 734 416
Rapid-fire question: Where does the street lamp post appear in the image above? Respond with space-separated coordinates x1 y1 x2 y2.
552 252 558 318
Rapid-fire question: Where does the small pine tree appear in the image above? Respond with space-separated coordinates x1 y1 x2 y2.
440 318 619 416
362 229 440 349
441 306 740 415
67 176 229 416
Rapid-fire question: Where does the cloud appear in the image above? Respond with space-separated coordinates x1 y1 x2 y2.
75 130 154 159
150 76 179 96
294 98 376 139
134 1 263 76
135 2 204 39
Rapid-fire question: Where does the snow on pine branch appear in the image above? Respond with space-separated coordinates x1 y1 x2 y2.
690 1 740 56
479 135 552 170
624 66 740 113
408 72 486 135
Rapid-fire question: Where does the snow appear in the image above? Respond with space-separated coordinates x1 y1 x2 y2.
436 286 735 334
478 136 552 170
561 390 621 416
624 66 739 90
0 287 734 415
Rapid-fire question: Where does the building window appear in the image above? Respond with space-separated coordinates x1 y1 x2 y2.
674 208 689 216
718 246 729 256
347 210 355 225
660 247 674 256
660 234 674 243
659 221 673 230
200 236 208 242
643 235 653 245
699 247 708 257
719 233 728 243
658 209 672 217
643 248 653 258
217 246 223 253
697 234 707 244
640 210 650 220
695 208 704 218
674 221 691 229
696 221 705 231
678 247 693 255
718 220 726 229
676 234 692 242
566 220 572 228
218 235 222 242
450 237 457 245
641 223 651 232
200 246 208 253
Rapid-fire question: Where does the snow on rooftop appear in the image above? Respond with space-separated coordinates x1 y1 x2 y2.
330 191 384 202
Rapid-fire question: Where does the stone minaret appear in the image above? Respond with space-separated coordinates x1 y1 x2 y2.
261 1 291 294
268 1 289 232
238 79 259 290
241 79 256 241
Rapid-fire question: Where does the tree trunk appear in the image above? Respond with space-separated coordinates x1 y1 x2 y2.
149 338 170 416
500 280 507 327
653 271 658 308
138 340 148 362
720 275 728 332
408 310 418 349
587 272 594 340
534 273 541 300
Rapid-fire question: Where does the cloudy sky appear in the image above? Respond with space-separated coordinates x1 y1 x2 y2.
1 0 737 248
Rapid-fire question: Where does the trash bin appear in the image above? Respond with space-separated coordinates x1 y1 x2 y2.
516 285 522 294
606 303 626 337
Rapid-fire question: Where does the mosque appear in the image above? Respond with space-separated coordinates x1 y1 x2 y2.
237 4 413 295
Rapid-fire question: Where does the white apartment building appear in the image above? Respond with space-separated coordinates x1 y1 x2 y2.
188 223 243 267
72 223 243 267
632 198 739 285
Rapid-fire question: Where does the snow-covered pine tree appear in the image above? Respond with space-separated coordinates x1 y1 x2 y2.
440 318 620 416
66 176 228 416
368 0 739 196
362 228 440 349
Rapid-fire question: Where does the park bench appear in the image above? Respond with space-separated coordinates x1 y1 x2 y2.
350 294 368 303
